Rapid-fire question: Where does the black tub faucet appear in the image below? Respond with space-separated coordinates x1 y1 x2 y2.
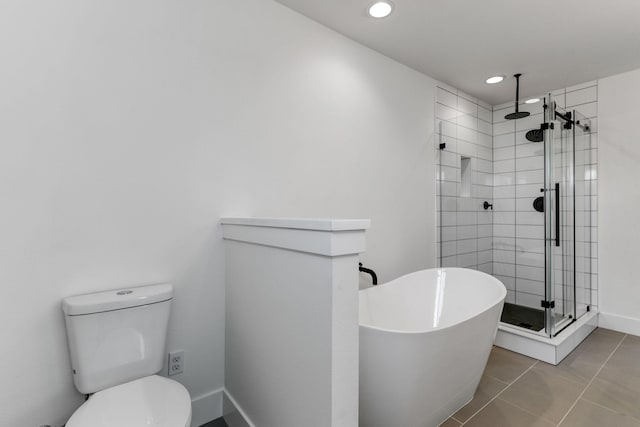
359 263 378 285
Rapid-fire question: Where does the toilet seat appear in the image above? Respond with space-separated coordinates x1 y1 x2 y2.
66 375 191 427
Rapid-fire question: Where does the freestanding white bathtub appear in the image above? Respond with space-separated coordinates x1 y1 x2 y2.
359 268 506 427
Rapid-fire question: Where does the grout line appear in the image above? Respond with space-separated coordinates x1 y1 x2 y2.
492 396 560 425
460 359 539 426
556 333 627 426
580 396 640 422
483 373 511 386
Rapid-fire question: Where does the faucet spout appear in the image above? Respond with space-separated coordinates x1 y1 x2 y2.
359 262 378 285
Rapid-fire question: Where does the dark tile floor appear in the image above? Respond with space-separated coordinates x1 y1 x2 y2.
442 328 640 426
200 417 228 427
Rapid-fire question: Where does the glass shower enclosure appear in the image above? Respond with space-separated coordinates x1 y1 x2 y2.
436 92 594 339
543 96 593 336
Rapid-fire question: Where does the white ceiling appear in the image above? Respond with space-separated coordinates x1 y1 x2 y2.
274 0 640 105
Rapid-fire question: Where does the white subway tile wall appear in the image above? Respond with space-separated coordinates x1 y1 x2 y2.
491 83 598 315
436 85 493 274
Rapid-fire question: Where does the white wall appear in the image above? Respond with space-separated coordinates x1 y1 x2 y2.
0 0 437 425
598 68 640 334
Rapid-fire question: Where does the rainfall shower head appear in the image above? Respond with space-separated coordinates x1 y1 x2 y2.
505 110 530 120
525 129 544 142
504 74 531 120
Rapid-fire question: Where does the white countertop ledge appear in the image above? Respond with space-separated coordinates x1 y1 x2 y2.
220 217 370 232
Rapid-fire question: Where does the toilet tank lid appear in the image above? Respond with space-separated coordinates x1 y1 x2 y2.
62 283 173 316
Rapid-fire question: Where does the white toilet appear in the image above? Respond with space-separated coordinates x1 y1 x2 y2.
62 283 192 427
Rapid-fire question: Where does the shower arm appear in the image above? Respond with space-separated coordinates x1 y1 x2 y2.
514 74 521 114
504 74 530 120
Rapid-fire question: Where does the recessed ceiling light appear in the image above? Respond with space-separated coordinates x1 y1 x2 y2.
485 76 504 84
525 98 541 104
368 1 394 18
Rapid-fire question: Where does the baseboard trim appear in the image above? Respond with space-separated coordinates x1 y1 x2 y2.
223 390 255 427
599 312 640 336
191 387 224 427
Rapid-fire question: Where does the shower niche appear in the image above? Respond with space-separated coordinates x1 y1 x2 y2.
460 156 472 198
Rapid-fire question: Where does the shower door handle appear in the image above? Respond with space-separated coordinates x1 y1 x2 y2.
555 182 560 247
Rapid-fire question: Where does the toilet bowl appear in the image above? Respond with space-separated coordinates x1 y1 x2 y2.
66 375 191 427
62 283 192 427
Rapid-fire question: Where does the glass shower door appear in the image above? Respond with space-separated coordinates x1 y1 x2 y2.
544 96 576 336
573 110 593 320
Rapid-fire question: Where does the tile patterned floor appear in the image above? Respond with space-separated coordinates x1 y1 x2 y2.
202 329 638 427
442 328 640 426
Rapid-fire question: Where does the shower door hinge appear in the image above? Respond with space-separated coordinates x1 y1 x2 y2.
540 122 553 130
541 300 555 309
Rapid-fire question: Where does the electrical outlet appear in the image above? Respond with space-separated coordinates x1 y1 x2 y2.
168 350 184 376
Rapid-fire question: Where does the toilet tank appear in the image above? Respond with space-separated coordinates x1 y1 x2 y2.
62 283 173 394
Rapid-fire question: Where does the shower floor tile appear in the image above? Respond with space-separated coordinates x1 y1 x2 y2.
500 302 545 332
200 418 228 427
444 328 640 426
